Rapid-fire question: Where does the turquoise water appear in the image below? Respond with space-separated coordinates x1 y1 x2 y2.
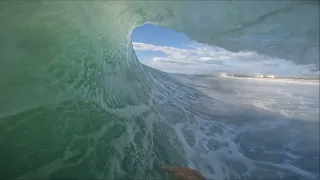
0 1 319 180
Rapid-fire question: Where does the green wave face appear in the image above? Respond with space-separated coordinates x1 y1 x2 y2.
0 1 318 180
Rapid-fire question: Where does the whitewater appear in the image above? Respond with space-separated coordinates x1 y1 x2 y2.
0 1 319 180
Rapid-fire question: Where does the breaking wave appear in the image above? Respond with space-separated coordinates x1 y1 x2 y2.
0 1 318 180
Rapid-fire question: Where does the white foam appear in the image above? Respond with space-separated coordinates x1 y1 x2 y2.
173 75 319 179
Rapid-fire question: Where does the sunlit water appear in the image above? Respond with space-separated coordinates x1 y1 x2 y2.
172 74 319 180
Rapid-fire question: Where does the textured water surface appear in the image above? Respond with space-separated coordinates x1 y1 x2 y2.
0 1 319 180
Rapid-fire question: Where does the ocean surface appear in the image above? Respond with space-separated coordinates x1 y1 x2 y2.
1 72 319 179
0 1 319 180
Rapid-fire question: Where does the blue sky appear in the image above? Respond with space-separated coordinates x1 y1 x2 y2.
132 24 190 47
132 24 318 77
131 24 192 64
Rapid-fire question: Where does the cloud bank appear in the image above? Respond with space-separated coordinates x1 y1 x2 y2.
133 42 318 77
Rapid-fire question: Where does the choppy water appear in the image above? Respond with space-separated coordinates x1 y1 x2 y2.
175 74 319 179
0 1 319 180
1 72 318 180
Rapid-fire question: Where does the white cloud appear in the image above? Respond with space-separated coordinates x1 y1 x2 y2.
132 42 319 77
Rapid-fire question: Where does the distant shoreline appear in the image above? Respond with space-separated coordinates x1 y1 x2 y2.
224 74 319 85
172 73 319 84
227 74 319 81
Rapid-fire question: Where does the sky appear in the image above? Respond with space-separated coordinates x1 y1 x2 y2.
131 24 318 77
